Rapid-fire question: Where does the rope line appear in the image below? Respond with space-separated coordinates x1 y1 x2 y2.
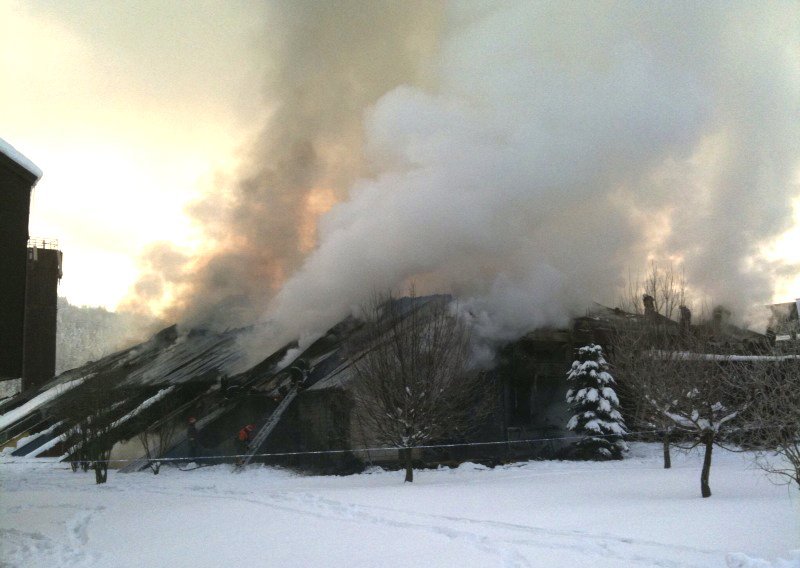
1 425 789 466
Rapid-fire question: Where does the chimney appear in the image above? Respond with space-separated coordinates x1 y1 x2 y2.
711 305 730 332
642 294 656 321
679 305 691 328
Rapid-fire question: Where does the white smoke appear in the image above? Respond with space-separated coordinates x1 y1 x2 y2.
264 1 800 348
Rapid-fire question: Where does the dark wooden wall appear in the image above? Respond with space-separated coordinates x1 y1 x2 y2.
0 155 35 380
23 248 62 390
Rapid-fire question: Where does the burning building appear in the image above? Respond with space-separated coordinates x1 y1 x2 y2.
0 291 778 473
2 2 798 473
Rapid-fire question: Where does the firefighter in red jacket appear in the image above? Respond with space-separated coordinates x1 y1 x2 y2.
236 424 255 463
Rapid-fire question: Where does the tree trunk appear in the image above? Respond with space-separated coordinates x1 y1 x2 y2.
94 462 108 484
94 449 110 484
700 432 713 498
662 430 671 469
402 447 413 483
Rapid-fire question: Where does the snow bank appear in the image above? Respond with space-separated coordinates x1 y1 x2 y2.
1 444 797 567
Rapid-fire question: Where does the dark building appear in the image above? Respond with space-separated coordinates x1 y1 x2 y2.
23 241 63 391
0 139 42 382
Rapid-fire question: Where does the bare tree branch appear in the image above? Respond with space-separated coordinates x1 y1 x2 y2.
53 374 120 484
349 288 492 482
738 359 800 489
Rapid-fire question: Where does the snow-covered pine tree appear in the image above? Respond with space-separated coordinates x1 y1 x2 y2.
566 344 627 460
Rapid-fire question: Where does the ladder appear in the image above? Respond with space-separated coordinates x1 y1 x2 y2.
238 385 299 467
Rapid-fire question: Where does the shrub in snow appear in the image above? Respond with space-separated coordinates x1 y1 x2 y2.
566 344 627 460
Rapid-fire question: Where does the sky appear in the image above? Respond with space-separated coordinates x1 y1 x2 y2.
1 0 266 309
2 1 798 339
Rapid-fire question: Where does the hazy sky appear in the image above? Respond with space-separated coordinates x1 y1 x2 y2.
1 0 266 308
2 1 798 326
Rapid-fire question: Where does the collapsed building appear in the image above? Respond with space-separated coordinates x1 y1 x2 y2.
0 294 782 473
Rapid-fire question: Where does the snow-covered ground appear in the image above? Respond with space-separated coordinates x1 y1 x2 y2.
1 444 797 567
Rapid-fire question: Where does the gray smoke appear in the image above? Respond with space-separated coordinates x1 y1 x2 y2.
265 1 799 351
127 1 444 328
131 2 798 356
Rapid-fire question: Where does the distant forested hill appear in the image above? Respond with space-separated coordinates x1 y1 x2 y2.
56 298 161 374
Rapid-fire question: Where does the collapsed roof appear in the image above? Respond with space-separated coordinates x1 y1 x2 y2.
0 295 773 467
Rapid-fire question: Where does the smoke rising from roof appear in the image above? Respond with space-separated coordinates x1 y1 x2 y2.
131 2 800 352
126 1 444 328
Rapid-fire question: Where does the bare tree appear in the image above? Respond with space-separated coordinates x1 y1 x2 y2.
55 374 119 484
648 333 753 499
136 397 179 475
611 325 675 469
741 358 800 489
612 264 753 497
618 328 749 498
349 289 491 482
612 262 690 469
611 329 680 468
619 261 687 321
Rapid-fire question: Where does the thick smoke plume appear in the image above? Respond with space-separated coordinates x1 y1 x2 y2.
131 2 800 355
125 1 444 328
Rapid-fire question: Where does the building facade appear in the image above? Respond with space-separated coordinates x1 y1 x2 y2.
0 139 42 382
23 241 63 390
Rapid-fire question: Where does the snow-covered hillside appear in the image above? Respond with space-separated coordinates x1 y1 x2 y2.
1 444 797 567
56 298 160 374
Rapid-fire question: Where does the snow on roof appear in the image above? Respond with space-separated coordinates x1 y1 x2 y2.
0 137 43 180
109 386 175 430
657 350 799 362
121 332 243 387
0 377 87 431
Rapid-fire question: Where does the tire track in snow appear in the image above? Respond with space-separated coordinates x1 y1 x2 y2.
126 483 530 567
313 495 727 557
131 482 724 567
279 492 723 568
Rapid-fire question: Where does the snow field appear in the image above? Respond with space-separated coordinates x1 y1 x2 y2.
1 444 797 567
